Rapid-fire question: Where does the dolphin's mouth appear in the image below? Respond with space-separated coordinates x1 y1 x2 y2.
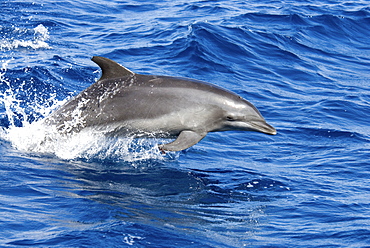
250 120 277 135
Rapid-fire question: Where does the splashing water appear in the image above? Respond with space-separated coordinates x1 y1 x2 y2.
5 122 167 162
0 59 26 127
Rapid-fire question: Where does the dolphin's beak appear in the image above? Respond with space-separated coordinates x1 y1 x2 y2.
250 121 277 135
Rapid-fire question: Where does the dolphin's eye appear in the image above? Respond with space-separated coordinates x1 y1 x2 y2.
226 116 236 121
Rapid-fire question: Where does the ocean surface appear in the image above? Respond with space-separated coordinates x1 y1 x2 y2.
1 0 370 247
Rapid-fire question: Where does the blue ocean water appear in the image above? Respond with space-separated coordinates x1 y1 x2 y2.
1 0 370 247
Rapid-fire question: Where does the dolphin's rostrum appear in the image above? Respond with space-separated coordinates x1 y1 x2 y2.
44 56 276 152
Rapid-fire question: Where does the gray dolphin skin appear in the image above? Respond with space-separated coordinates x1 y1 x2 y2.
44 56 276 152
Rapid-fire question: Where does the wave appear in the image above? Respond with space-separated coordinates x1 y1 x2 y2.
0 24 51 51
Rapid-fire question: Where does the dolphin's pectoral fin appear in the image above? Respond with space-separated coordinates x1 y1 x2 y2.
159 130 207 152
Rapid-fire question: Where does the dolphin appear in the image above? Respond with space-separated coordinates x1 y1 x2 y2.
44 56 276 152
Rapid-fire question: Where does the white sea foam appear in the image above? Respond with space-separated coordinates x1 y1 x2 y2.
0 24 50 51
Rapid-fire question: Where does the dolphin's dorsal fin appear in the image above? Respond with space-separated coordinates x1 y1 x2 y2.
92 56 134 81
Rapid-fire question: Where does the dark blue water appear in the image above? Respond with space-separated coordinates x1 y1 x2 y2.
1 0 370 247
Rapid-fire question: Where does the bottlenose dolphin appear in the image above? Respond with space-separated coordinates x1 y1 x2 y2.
44 56 276 152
